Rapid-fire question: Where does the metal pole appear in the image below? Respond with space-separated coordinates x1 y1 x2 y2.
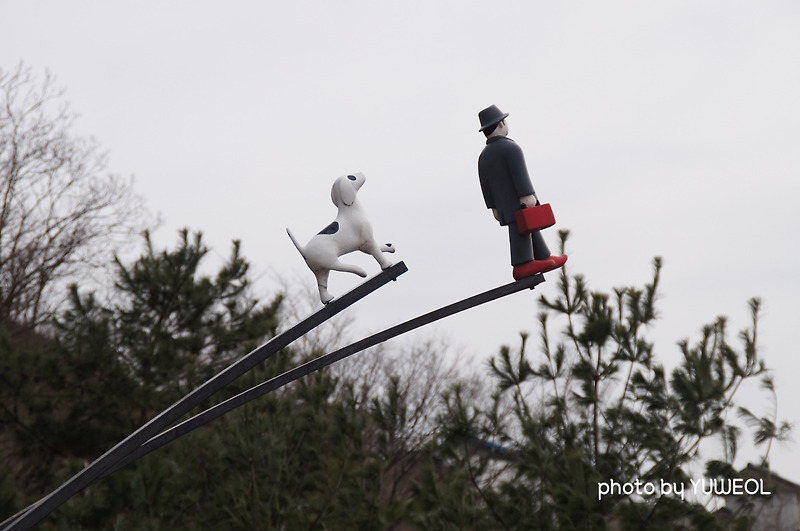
3 262 408 531
87 273 545 485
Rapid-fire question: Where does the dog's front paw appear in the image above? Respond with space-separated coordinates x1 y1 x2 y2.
382 243 396 254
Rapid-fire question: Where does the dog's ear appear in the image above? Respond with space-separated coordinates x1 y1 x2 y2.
331 177 357 206
330 180 339 206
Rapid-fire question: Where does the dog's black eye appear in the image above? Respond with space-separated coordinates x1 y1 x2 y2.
347 175 357 181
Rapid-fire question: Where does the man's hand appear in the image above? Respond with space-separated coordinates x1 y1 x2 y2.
519 194 539 208
492 208 501 222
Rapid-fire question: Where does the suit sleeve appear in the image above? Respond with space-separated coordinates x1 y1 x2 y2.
480 180 495 209
478 156 495 209
506 142 535 197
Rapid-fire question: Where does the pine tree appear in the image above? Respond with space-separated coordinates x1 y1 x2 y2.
0 229 283 526
4 229 790 529
418 231 789 530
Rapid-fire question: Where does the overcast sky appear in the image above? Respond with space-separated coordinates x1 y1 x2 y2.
3 1 799 485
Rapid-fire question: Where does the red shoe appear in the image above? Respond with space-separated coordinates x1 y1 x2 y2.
513 259 556 280
543 254 568 272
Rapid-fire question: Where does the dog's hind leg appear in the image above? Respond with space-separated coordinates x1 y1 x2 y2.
314 270 335 304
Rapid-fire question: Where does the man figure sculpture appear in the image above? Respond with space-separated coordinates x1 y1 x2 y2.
477 105 567 280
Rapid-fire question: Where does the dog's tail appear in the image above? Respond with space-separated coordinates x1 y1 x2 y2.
286 228 305 257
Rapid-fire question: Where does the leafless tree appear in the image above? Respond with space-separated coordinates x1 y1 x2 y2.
0 63 145 334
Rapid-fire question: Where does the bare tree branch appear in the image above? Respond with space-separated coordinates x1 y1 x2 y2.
1 63 147 333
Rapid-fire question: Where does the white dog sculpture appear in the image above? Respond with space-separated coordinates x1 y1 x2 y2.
287 173 395 304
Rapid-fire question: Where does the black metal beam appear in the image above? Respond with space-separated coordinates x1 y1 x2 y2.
88 273 545 485
2 261 408 531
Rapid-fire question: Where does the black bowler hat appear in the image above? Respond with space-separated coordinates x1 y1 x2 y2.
478 105 509 132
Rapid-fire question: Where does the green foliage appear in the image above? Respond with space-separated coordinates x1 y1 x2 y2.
1 228 790 529
0 229 283 527
412 231 790 529
110 229 282 401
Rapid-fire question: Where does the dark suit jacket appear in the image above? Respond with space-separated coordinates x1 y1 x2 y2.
478 136 535 226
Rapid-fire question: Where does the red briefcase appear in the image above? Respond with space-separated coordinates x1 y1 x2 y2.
515 203 556 234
